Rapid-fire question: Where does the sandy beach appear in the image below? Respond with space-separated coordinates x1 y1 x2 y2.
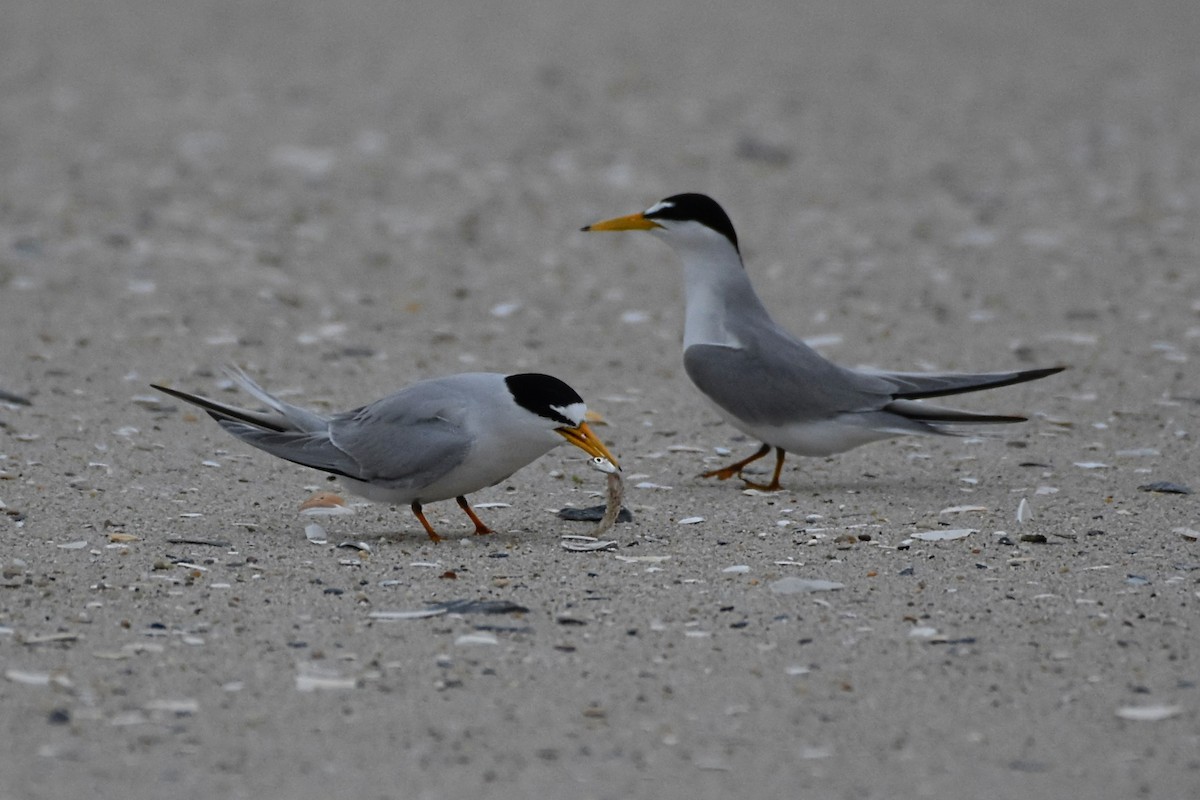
2 1 1198 798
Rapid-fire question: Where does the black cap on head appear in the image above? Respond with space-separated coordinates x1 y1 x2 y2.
645 193 739 251
505 373 584 426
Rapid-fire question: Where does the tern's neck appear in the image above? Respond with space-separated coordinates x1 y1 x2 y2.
675 240 773 350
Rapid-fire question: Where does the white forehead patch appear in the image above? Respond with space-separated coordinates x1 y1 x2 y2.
644 200 675 216
551 401 587 426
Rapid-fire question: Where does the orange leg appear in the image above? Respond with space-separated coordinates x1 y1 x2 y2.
410 501 442 543
740 447 788 492
456 496 494 535
700 443 771 481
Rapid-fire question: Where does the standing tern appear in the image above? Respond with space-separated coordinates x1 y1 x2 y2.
584 193 1064 491
153 367 618 541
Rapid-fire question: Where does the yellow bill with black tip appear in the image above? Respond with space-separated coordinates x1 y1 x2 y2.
556 421 620 468
581 212 662 232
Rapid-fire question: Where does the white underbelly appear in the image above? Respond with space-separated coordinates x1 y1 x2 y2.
704 400 904 457
338 438 562 505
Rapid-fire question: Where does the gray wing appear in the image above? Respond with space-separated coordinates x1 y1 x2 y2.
211 414 465 487
213 420 364 478
155 370 472 487
684 332 1062 428
683 337 898 427
324 382 473 489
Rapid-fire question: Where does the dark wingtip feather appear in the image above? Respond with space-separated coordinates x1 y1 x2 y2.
892 365 1067 401
902 408 1029 424
150 383 288 432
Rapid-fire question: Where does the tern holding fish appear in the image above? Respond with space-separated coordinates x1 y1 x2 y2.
154 367 618 541
584 193 1064 491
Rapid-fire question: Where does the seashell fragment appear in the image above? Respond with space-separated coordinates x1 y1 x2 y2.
939 505 987 515
1115 705 1182 722
560 536 619 552
454 632 498 646
5 669 70 687
911 529 976 541
769 577 845 594
1138 481 1192 495
299 492 346 509
144 698 199 715
295 669 356 692
300 492 355 516
368 609 448 621
557 505 633 523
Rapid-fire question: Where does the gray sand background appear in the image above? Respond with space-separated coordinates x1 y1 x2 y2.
2 1 1198 798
